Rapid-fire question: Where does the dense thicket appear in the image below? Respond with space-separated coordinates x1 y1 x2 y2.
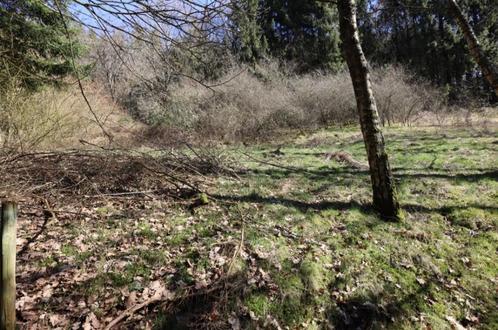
1 0 496 148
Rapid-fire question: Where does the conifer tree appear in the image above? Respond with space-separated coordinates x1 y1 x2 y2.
78 0 344 75
230 0 267 64
259 0 343 72
359 0 498 100
0 0 81 90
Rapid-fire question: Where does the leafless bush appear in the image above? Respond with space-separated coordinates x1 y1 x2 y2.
196 71 297 140
290 71 357 126
0 82 139 151
140 64 448 142
85 58 453 144
0 86 79 151
372 66 447 126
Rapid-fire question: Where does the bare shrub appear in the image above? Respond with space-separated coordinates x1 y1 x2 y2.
0 83 139 151
371 66 447 126
198 70 307 141
156 67 358 142
113 63 452 143
290 71 357 126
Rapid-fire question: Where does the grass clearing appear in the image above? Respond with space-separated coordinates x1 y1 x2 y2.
10 125 498 329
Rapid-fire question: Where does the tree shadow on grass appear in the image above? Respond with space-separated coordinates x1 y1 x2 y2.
212 192 368 214
220 157 498 225
327 280 436 329
156 274 247 329
394 169 498 181
242 163 368 179
17 209 52 258
403 203 498 215
245 164 498 182
212 192 497 221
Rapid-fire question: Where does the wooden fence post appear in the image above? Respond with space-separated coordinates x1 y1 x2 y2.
1 201 17 330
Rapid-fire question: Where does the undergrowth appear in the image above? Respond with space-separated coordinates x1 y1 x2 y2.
11 125 498 329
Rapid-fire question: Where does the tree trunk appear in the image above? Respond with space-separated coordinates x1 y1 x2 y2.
337 0 400 220
448 0 498 97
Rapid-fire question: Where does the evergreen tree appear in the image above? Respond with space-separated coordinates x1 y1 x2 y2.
231 0 342 73
359 0 498 101
230 0 267 64
0 0 81 90
258 0 343 72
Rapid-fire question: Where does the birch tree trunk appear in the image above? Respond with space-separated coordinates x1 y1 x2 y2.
448 0 498 97
337 0 400 220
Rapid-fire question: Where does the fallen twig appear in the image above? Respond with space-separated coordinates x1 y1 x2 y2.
85 190 160 198
104 295 163 330
241 151 313 174
226 210 245 276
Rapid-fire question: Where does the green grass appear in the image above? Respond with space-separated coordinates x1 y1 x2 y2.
19 126 497 329
206 126 497 329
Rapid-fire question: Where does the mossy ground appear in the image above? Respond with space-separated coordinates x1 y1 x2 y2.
211 126 497 329
16 126 497 329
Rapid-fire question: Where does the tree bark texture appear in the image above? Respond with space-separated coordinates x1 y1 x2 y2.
337 0 400 219
448 0 498 97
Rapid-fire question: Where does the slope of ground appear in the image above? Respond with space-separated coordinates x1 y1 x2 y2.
5 126 497 329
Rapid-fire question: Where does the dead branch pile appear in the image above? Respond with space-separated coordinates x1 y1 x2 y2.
2 147 240 329
0 147 237 202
